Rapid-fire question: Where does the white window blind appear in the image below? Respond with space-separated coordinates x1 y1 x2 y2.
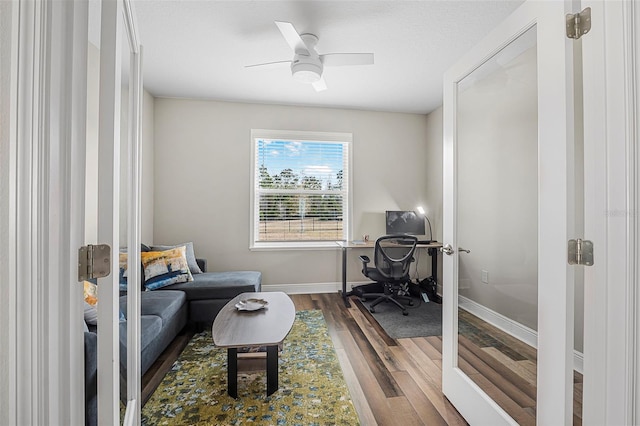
251 131 351 246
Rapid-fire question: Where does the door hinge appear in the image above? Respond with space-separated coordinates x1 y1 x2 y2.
78 244 111 281
566 7 591 40
568 238 594 266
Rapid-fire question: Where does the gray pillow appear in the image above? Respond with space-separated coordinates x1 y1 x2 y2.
150 242 203 274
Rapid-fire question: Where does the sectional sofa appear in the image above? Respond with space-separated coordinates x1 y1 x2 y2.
84 249 261 426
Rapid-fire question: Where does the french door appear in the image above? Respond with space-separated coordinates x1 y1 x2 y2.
442 1 577 424
96 0 143 424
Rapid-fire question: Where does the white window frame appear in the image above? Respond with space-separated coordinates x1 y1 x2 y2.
250 129 353 250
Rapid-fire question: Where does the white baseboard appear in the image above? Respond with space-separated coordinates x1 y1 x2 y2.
261 281 370 295
458 295 584 374
458 295 538 347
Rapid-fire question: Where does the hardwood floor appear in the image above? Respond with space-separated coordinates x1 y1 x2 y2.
141 292 583 425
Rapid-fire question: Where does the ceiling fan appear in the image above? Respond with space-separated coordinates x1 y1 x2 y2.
246 21 374 92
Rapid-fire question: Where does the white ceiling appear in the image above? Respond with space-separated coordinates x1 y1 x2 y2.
130 1 524 115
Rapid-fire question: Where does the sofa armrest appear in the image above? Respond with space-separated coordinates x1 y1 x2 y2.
196 258 207 273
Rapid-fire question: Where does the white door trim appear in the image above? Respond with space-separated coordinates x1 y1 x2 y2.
124 1 143 423
582 1 639 425
635 3 640 421
7 0 89 424
3 1 20 424
97 0 124 422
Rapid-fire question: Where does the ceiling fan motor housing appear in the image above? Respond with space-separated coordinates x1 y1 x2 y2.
291 34 323 83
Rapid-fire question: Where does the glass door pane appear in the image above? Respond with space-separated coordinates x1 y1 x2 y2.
456 26 538 425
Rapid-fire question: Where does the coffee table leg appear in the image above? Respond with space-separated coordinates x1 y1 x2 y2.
266 345 278 396
227 348 238 398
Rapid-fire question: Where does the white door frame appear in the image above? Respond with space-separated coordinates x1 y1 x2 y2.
582 1 639 425
3 0 89 424
98 0 143 424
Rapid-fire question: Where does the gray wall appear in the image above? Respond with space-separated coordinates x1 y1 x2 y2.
85 42 99 243
424 107 444 290
456 46 538 330
141 91 155 244
85 42 155 245
153 98 432 287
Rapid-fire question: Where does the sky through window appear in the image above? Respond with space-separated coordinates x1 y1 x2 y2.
257 139 343 189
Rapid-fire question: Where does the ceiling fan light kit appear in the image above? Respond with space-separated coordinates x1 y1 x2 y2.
292 63 322 83
292 56 323 83
246 21 374 92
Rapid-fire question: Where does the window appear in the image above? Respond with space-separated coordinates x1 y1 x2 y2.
251 130 352 249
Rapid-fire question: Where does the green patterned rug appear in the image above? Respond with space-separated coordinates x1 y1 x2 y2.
142 310 360 425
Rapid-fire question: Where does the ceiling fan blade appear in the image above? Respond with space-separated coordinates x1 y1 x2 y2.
275 21 309 54
321 53 374 67
245 60 292 69
312 77 327 92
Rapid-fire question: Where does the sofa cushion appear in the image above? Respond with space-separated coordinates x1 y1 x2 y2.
119 290 186 326
119 314 162 355
159 271 261 301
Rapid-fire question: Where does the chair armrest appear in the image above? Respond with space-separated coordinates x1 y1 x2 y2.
359 255 371 278
196 258 207 272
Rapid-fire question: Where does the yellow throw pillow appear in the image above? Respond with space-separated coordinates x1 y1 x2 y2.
83 281 98 325
84 280 98 307
82 280 126 324
141 246 193 290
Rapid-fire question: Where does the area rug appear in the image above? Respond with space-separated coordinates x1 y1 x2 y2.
357 295 442 339
141 310 360 425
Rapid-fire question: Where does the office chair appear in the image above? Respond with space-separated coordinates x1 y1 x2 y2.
358 235 418 316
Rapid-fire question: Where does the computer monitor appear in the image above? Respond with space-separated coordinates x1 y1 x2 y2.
385 210 426 236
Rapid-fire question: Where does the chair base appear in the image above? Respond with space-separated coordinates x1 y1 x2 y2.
366 293 412 316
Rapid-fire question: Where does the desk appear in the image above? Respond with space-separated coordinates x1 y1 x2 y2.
337 240 443 307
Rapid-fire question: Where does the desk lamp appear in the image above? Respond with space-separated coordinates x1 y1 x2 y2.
416 206 433 243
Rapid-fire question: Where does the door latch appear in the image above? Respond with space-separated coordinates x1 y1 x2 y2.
440 244 454 255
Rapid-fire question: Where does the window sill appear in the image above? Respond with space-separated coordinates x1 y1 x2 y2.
250 241 341 251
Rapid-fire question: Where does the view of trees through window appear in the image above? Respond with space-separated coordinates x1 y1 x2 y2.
255 138 348 242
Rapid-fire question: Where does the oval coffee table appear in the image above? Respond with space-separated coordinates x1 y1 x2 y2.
212 291 295 398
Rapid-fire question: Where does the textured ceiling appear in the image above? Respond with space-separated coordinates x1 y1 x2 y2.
130 1 524 114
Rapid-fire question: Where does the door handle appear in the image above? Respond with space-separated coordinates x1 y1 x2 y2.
458 248 471 254
440 244 454 255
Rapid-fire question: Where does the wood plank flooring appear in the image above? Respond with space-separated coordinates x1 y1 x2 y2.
141 293 583 425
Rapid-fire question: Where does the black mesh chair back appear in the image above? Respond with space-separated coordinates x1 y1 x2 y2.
358 234 418 316
374 235 418 281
